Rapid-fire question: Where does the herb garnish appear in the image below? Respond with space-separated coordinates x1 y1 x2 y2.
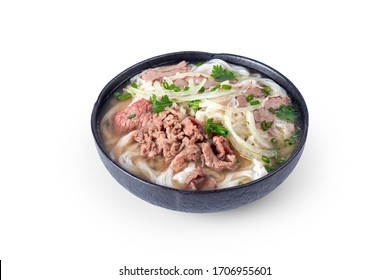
246 94 255 102
187 100 201 112
261 85 272 96
265 165 273 172
198 87 205 94
211 84 220 92
276 105 297 122
261 155 270 164
261 120 273 131
127 114 136 119
115 92 132 101
221 84 232 90
150 94 173 113
211 65 236 82
205 118 229 137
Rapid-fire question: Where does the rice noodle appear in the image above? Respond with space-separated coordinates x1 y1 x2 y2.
259 78 287 96
155 167 174 187
172 163 196 184
100 59 298 191
217 160 267 188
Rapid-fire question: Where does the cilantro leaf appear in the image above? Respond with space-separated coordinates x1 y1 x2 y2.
276 105 297 122
211 65 236 82
205 118 229 137
187 100 201 112
150 94 172 113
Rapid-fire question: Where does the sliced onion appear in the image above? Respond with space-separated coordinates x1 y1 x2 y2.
224 109 274 160
246 111 273 149
172 88 236 102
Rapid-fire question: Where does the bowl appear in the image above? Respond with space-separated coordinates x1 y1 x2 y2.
91 51 309 213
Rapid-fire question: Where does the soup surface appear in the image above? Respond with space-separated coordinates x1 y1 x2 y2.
100 59 299 190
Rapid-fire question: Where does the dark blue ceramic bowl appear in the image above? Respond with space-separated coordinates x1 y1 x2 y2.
91 51 308 213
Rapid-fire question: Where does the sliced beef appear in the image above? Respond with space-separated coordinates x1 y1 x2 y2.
185 167 217 191
252 96 290 129
170 143 202 172
196 76 218 89
113 99 153 134
246 87 266 98
141 61 189 82
173 78 188 87
254 108 276 123
236 95 248 107
236 87 265 107
264 96 289 109
201 136 237 171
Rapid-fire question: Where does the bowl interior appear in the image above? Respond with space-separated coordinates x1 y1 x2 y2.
90 51 308 212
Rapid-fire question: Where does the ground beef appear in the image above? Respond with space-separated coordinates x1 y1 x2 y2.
170 142 202 172
134 106 185 161
201 136 237 171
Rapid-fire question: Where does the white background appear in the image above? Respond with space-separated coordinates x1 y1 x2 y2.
1 0 389 279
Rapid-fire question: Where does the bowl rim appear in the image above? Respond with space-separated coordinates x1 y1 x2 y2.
91 51 309 194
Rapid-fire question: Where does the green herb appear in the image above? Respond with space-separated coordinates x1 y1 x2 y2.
250 100 260 106
261 155 270 164
289 132 299 144
268 107 276 114
238 181 243 185
198 86 205 94
183 86 190 91
221 84 232 90
271 138 277 144
284 132 299 146
246 94 255 102
113 91 121 98
211 84 220 92
116 93 132 101
205 118 229 137
277 157 286 164
127 114 136 119
163 81 169 90
276 105 297 122
173 86 181 92
265 165 273 172
169 84 175 90
150 94 173 113
261 120 273 131
211 65 236 82
187 100 201 112
195 62 204 66
131 83 138 89
261 85 272 96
